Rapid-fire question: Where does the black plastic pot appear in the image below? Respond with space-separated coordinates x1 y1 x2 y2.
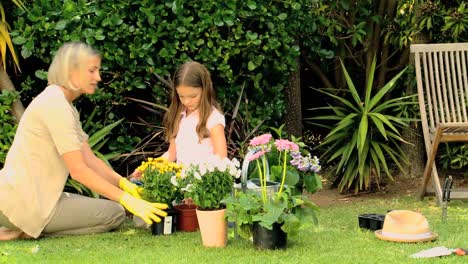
151 207 178 235
252 222 287 250
358 213 385 230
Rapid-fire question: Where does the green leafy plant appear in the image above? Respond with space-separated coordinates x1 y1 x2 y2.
264 125 322 195
181 158 241 210
11 0 308 159
307 56 416 193
137 157 184 204
1 0 27 71
439 143 468 170
0 91 19 166
225 187 318 238
224 132 319 238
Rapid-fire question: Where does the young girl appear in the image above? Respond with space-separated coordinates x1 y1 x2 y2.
162 61 227 165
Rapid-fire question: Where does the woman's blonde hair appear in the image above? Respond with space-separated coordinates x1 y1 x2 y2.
163 61 222 142
47 41 100 92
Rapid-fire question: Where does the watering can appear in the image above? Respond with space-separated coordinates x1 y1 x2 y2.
233 148 281 196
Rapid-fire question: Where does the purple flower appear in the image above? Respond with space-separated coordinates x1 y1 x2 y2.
290 153 321 173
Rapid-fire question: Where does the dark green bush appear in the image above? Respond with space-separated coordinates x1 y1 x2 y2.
11 0 307 168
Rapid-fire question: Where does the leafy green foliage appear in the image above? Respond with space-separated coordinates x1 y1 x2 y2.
245 125 323 195
385 0 468 47
10 0 308 159
439 143 468 171
307 57 417 193
0 0 27 71
182 159 240 210
142 171 180 204
138 157 183 204
224 187 318 238
0 91 19 166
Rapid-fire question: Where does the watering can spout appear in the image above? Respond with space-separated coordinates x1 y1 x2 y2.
241 148 270 191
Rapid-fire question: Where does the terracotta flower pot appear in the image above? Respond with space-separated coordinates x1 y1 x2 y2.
174 204 198 232
196 208 227 247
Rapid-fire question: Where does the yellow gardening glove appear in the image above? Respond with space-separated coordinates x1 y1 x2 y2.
119 178 142 199
119 192 168 224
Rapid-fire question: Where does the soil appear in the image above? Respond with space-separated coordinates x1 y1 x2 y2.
308 172 466 207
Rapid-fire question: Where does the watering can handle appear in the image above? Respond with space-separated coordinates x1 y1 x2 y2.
241 148 270 191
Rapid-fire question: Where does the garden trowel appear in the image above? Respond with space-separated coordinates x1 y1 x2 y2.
410 246 467 258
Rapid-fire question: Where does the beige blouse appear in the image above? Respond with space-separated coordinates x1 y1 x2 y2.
0 85 88 238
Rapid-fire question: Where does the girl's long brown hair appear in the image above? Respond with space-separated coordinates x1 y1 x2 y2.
163 61 222 142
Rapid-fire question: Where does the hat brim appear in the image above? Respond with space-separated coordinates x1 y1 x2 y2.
375 230 438 243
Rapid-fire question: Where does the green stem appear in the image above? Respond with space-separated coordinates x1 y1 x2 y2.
256 159 267 205
278 151 287 196
261 156 268 204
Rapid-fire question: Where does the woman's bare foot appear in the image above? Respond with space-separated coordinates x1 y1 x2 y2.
0 227 31 241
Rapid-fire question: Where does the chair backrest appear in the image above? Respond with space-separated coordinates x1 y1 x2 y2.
411 43 468 150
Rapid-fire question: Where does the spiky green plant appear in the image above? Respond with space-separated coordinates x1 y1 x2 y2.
307 56 417 193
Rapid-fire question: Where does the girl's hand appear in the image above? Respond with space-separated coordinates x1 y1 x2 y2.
183 197 193 205
128 170 142 181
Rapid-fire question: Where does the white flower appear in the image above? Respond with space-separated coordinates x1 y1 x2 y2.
194 171 202 180
199 164 207 175
181 167 189 179
217 161 228 172
170 175 178 186
234 169 241 179
231 158 240 168
182 183 193 192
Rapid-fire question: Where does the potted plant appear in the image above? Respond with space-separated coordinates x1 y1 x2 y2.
224 132 320 249
246 124 322 195
181 157 241 247
136 157 183 235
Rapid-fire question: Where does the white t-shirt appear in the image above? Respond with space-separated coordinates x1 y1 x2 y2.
0 85 88 238
174 108 225 166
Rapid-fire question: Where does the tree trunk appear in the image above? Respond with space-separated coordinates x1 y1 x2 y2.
400 123 425 178
285 56 302 138
400 11 429 179
0 66 24 122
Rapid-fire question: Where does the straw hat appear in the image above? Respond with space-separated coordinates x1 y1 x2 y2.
375 210 438 242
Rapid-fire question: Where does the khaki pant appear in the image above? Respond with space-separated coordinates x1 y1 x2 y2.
0 192 125 237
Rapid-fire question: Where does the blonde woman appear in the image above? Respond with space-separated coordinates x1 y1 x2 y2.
0 42 167 240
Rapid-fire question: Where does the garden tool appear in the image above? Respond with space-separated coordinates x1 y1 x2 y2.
410 246 467 258
441 176 454 223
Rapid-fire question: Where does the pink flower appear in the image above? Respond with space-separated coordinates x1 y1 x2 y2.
248 150 267 161
249 134 272 146
274 139 299 152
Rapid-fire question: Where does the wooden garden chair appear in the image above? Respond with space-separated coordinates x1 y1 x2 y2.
411 42 468 205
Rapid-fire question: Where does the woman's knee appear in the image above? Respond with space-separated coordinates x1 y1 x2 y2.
106 203 126 230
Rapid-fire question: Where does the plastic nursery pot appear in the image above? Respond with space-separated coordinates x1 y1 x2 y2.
151 207 178 235
358 214 385 231
252 222 287 250
174 204 199 232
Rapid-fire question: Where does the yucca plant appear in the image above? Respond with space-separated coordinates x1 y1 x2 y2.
307 56 417 193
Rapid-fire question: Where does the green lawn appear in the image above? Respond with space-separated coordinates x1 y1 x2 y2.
1 195 466 264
